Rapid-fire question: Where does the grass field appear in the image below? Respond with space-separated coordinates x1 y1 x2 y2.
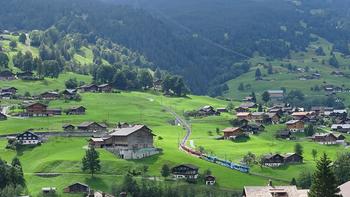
224 36 350 105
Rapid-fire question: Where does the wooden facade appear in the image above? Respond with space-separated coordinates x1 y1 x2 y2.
171 164 199 179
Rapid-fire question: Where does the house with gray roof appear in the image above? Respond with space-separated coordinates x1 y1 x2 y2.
89 125 160 159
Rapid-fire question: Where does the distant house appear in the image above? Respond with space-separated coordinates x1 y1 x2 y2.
66 106 86 115
77 122 107 132
46 108 62 116
239 102 257 109
40 91 59 100
89 125 159 159
216 108 228 113
0 70 15 80
87 190 115 197
62 124 75 131
204 175 216 185
16 131 41 145
222 127 246 139
153 79 163 91
198 106 220 116
240 123 264 134
236 112 251 120
64 182 89 193
262 153 303 167
42 187 56 195
171 164 199 180
330 109 348 117
312 133 345 145
285 120 304 132
266 113 280 124
0 112 7 120
61 89 77 99
261 154 285 167
267 90 284 103
331 70 345 76
283 153 303 164
24 102 48 117
1 87 17 94
243 184 308 197
97 84 112 92
251 112 265 123
277 130 292 140
291 112 311 120
242 96 254 102
235 106 249 112
331 124 350 133
16 71 34 80
78 84 98 92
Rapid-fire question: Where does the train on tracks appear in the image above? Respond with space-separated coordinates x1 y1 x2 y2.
180 144 249 173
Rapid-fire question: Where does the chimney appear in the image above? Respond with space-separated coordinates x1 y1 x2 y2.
268 179 273 187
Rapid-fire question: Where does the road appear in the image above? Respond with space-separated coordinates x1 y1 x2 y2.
165 107 191 145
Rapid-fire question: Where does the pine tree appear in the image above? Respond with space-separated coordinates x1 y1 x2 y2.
294 143 303 156
161 164 170 178
309 153 341 197
251 92 257 103
261 91 270 103
290 178 297 186
255 68 262 80
82 147 101 177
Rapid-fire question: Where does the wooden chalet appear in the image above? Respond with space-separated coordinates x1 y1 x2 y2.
239 102 257 109
251 112 265 123
217 107 228 113
198 106 220 116
236 112 251 120
78 84 98 92
66 106 86 115
0 112 7 120
261 154 285 167
61 89 77 99
262 153 303 167
16 71 34 80
40 91 59 100
283 153 303 164
242 96 254 102
0 70 15 80
64 182 89 193
243 184 308 197
97 84 112 92
240 123 264 134
331 124 350 133
16 131 42 145
266 113 280 124
235 106 249 112
24 102 48 116
291 111 311 120
77 122 107 132
62 124 75 131
312 133 346 145
153 79 163 90
222 127 245 139
267 90 284 103
204 175 216 185
285 120 304 132
277 130 292 140
89 125 159 159
1 87 17 94
171 164 199 179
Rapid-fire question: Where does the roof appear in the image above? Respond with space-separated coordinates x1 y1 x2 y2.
109 125 152 136
291 112 309 116
25 102 48 108
62 124 75 128
331 124 350 129
78 122 107 128
339 181 350 197
173 164 199 170
67 182 89 188
267 90 284 94
286 120 302 125
90 138 105 142
222 127 241 132
240 102 256 108
237 112 251 116
252 112 265 116
69 106 86 110
98 84 110 88
243 186 308 197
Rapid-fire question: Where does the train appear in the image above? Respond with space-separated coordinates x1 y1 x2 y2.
180 144 249 173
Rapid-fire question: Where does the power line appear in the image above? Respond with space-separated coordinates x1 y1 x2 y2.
148 7 251 59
